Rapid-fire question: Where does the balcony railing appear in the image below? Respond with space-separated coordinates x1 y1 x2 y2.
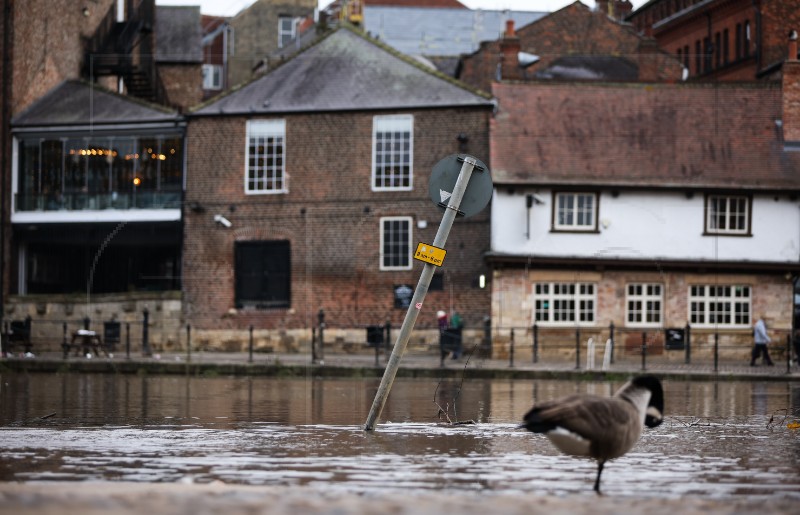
15 191 181 212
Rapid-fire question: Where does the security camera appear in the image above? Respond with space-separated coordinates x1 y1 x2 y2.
214 214 232 228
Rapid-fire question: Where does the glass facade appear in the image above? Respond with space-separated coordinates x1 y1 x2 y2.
16 133 183 212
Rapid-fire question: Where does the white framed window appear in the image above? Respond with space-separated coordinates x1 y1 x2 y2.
706 194 749 235
533 282 596 326
554 192 597 231
278 16 298 48
380 216 412 270
689 284 751 327
626 283 663 326
372 115 413 191
245 119 286 194
202 64 223 90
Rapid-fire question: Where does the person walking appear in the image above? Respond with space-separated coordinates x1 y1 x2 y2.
750 314 774 366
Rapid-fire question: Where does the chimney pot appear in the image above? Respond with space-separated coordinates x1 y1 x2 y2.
505 19 515 37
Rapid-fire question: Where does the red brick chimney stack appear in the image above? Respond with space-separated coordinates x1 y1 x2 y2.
499 20 521 81
784 30 800 142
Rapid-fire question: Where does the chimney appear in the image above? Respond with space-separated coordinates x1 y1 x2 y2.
499 20 521 81
596 0 610 14
784 30 800 143
637 38 660 81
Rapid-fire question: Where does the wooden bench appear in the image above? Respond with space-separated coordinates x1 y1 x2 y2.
69 329 108 358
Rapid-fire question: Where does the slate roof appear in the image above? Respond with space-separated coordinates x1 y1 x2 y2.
491 81 800 191
11 80 181 128
534 55 639 81
363 6 545 56
156 6 203 63
191 28 493 116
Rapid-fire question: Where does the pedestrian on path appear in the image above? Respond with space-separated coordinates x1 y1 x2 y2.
750 314 774 366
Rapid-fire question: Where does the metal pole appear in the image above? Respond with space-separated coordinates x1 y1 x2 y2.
786 333 791 375
713 331 719 372
365 156 478 431
532 323 538 364
575 327 581 370
685 323 691 364
249 325 254 363
186 324 191 363
142 308 151 357
125 322 130 360
318 309 325 364
62 322 68 359
641 331 647 371
509 328 515 368
609 322 615 364
311 327 317 364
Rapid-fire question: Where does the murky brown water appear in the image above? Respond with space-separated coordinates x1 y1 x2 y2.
1 373 798 499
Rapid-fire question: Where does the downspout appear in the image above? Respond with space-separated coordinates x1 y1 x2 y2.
1 0 13 319
753 0 762 73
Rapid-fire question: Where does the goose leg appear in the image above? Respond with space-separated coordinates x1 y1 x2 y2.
593 460 605 494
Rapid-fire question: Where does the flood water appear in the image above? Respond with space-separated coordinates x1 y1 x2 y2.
0 372 799 500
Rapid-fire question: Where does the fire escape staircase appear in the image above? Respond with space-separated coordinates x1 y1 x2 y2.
83 10 165 104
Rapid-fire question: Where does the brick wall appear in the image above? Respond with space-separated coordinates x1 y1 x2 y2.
158 64 203 110
491 267 793 361
184 107 492 345
227 0 317 88
458 2 681 92
11 0 115 116
785 60 800 142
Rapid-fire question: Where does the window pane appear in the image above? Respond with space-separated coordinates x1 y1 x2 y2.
380 217 411 270
247 120 286 194
372 115 413 191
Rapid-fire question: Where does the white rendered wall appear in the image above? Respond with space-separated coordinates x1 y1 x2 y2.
491 189 800 264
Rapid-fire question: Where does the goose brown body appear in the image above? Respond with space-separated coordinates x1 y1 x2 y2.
522 375 664 493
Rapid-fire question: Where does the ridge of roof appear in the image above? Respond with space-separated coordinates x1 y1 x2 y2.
188 27 338 114
189 23 493 116
340 24 493 100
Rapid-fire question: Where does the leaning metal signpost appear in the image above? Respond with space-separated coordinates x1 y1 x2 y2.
364 154 492 431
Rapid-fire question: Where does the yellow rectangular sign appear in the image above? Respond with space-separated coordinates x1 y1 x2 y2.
414 242 446 267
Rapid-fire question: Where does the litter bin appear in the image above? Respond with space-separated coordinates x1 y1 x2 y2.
104 321 121 352
366 326 384 347
664 328 685 350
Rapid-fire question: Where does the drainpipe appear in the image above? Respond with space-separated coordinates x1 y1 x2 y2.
1 0 13 321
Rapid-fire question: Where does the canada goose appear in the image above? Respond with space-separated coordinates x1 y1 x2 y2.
521 375 664 493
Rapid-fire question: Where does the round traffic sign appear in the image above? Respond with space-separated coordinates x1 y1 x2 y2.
428 154 492 218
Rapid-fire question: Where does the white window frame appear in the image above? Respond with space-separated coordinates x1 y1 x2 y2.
278 16 298 49
380 216 412 271
626 283 663 327
202 64 223 90
705 194 749 235
688 284 751 328
553 192 597 231
245 119 286 195
372 115 413 192
533 282 596 326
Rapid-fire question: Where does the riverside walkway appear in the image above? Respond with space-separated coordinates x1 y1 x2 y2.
3 348 799 381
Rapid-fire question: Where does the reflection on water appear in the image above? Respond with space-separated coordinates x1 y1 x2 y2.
0 373 798 499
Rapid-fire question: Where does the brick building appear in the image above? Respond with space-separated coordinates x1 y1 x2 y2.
225 0 317 89
155 6 204 110
627 0 800 81
0 0 193 352
184 27 493 350
201 15 230 99
458 1 683 93
487 38 800 361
